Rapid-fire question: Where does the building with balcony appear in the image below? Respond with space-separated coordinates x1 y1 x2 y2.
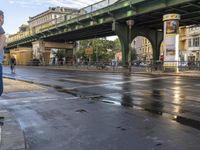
187 26 200 61
142 38 153 62
179 26 188 61
132 36 153 62
28 7 79 34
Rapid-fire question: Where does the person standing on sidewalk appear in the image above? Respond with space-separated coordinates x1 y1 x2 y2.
0 10 6 96
10 56 16 74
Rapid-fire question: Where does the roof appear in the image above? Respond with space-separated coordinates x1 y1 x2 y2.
28 7 79 23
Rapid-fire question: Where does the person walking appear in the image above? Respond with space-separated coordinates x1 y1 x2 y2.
0 10 6 96
10 56 16 74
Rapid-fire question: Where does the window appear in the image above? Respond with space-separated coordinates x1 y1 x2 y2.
193 37 200 47
189 39 192 47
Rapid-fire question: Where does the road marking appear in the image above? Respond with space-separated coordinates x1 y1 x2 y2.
63 76 174 90
59 78 97 84
0 95 80 105
64 97 80 100
0 96 59 104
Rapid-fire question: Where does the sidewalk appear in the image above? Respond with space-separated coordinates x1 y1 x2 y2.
0 79 45 150
0 109 25 150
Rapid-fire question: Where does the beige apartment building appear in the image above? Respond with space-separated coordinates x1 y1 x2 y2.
142 38 153 61
28 7 79 34
179 26 188 62
132 36 153 62
187 26 200 62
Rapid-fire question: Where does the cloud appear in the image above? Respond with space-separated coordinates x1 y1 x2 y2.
7 0 100 9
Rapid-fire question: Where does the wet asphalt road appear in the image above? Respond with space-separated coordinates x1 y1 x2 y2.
1 66 200 150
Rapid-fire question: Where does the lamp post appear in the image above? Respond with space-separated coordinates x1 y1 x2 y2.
126 20 134 72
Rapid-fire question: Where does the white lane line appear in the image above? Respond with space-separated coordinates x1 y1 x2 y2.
63 76 174 90
0 96 59 103
64 97 81 100
0 96 80 105
60 78 97 84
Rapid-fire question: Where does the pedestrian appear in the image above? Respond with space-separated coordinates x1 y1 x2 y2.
52 57 56 65
10 56 16 74
0 10 5 96
111 59 116 71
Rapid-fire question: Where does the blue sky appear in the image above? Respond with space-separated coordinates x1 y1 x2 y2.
0 0 99 34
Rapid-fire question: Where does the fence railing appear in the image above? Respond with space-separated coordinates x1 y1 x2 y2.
131 60 200 72
25 59 200 73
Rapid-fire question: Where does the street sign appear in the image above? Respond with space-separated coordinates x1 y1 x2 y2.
85 47 93 55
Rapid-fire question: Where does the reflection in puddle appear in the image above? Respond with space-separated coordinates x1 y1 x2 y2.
55 75 200 130
121 94 133 107
104 85 122 90
141 89 164 116
121 76 133 107
173 86 181 113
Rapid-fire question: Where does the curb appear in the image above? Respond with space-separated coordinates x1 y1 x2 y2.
6 65 200 78
30 66 200 79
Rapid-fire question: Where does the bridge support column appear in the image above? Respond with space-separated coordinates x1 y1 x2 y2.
150 30 163 63
112 22 135 67
113 21 163 67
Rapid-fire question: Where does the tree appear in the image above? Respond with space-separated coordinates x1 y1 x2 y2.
52 49 65 59
76 38 119 62
113 38 121 52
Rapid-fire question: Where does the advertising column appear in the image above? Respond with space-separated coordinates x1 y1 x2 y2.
163 14 181 72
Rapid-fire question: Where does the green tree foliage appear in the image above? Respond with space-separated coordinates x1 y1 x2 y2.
52 49 66 59
76 38 121 62
113 38 121 51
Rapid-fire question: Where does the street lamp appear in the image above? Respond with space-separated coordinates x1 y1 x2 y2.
126 20 134 72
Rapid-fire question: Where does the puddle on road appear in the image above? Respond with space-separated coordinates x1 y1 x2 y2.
104 97 200 130
54 86 105 100
54 86 200 130
101 97 200 130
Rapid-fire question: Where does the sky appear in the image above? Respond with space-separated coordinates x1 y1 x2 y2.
0 0 100 34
